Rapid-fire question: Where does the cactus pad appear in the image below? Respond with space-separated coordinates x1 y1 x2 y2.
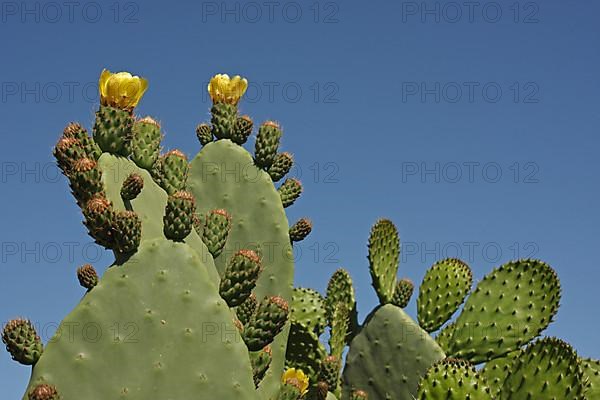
417 258 473 333
342 304 445 400
367 219 400 304
290 287 327 336
416 358 492 399
447 259 561 364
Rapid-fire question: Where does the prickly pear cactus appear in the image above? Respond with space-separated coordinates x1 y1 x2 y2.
3 70 308 400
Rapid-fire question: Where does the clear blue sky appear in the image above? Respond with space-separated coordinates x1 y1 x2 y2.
1 0 599 396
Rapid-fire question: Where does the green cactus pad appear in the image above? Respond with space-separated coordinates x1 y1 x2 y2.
2 319 43 365
220 250 262 307
254 121 282 170
22 239 258 400
480 352 517 397
97 153 219 284
581 358 600 399
93 105 133 156
285 322 327 385
498 337 586 400
325 268 358 343
447 259 561 364
232 115 254 145
188 139 295 398
417 258 473 333
416 358 493 400
367 219 400 305
392 278 414 309
328 303 349 360
196 123 213 146
434 322 456 354
130 117 162 170
342 304 445 400
269 152 294 182
290 287 327 336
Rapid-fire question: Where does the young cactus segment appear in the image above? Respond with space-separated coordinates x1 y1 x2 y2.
219 250 262 307
325 268 358 343
392 278 414 308
237 293 258 327
232 115 253 145
319 356 342 398
93 105 134 156
112 210 142 255
290 287 327 336
53 137 86 175
416 358 493 400
28 384 60 400
130 117 162 170
158 150 189 195
342 305 445 400
581 358 600 399
201 209 232 258
69 158 104 204
243 296 289 351
447 259 561 364
250 346 272 388
367 219 400 305
269 152 294 182
499 337 586 399
76 264 98 291
2 318 43 365
255 121 283 170
196 123 213 146
328 303 349 360
163 191 196 242
434 321 456 354
285 322 327 387
278 178 303 208
120 173 144 201
289 218 312 243
417 258 473 333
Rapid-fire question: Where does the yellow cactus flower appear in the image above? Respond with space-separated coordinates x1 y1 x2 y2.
282 368 309 395
207 73 248 104
99 69 148 110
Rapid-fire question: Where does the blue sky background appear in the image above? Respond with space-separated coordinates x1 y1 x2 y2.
1 0 599 395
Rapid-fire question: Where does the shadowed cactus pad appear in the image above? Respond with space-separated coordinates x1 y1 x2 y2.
163 191 196 241
582 358 600 399
417 358 492 400
120 173 144 201
417 258 473 333
446 259 561 364
220 250 262 307
392 278 414 308
289 218 312 243
243 296 290 352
